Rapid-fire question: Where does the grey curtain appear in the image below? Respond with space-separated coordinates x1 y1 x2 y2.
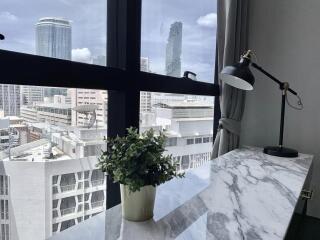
212 0 249 158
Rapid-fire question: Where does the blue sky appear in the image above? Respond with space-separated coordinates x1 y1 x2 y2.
0 0 217 83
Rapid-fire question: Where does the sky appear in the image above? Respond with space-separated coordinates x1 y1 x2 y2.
0 0 217 83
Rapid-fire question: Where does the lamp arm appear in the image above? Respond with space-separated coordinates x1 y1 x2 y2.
251 62 297 95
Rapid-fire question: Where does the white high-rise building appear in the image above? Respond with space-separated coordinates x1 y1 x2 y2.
21 95 72 126
36 17 72 60
141 102 214 171
140 57 152 113
35 17 71 98
0 127 107 240
0 85 21 116
21 86 44 106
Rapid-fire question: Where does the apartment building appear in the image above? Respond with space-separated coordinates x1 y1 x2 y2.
0 127 107 240
141 102 214 171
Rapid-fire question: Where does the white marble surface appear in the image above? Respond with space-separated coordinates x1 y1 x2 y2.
49 147 313 240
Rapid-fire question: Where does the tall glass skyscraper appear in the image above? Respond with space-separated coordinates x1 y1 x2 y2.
35 17 71 97
165 21 182 77
36 17 72 60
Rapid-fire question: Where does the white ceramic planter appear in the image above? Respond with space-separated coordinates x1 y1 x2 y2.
120 184 156 222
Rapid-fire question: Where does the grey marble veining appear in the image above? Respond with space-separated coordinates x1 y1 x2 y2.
49 147 313 240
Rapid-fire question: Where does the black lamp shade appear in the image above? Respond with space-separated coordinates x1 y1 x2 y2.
219 58 255 91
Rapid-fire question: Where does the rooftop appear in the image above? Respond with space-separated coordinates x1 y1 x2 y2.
154 102 213 109
37 17 71 26
3 139 71 162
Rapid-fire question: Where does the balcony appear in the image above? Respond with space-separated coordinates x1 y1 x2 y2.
60 207 76 216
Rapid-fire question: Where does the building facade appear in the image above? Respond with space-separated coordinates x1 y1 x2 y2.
71 89 108 128
36 17 72 60
0 127 107 240
21 86 44 106
21 96 72 126
0 85 21 117
141 103 214 172
165 21 182 77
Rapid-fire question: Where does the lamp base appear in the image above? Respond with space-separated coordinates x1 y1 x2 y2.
263 146 298 158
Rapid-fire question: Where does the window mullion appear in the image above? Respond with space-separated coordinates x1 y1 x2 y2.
106 0 142 209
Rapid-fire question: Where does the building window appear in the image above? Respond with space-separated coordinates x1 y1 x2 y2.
84 171 90 179
52 200 58 209
77 195 83 203
52 223 59 233
195 138 202 144
0 200 8 220
186 139 194 145
166 137 177 147
203 137 210 143
52 175 58 184
0 176 8 196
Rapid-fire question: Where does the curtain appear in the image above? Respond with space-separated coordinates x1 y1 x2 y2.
212 0 249 158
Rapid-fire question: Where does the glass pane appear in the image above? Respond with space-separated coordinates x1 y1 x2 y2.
141 0 217 82
0 0 106 66
0 85 107 238
140 92 214 172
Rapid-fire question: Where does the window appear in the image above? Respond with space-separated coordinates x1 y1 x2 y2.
0 0 219 238
187 139 194 145
165 137 177 147
77 195 83 203
52 223 59 233
0 200 8 220
195 137 202 144
203 137 210 143
52 200 58 209
141 0 217 82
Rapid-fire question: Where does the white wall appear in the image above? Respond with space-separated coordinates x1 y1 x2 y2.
241 0 320 217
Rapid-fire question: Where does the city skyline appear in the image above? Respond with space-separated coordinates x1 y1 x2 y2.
0 0 217 82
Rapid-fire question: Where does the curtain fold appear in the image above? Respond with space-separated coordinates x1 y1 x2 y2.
212 0 249 158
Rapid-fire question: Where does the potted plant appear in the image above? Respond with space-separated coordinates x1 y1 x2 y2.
97 127 184 221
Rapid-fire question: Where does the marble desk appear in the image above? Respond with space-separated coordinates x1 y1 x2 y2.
49 147 313 240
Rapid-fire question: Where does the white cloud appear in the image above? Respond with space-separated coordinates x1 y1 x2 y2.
0 12 18 22
72 48 92 63
197 13 217 28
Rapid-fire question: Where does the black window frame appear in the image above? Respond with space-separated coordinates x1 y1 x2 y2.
0 0 220 209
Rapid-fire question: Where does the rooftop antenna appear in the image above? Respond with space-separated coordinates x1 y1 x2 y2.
73 105 98 129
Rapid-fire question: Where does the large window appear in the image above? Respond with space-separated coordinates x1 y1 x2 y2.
0 0 219 239
140 0 217 172
141 0 217 82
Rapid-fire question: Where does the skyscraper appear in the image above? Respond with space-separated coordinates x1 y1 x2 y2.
0 85 21 116
36 17 72 60
165 21 182 77
36 17 72 97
